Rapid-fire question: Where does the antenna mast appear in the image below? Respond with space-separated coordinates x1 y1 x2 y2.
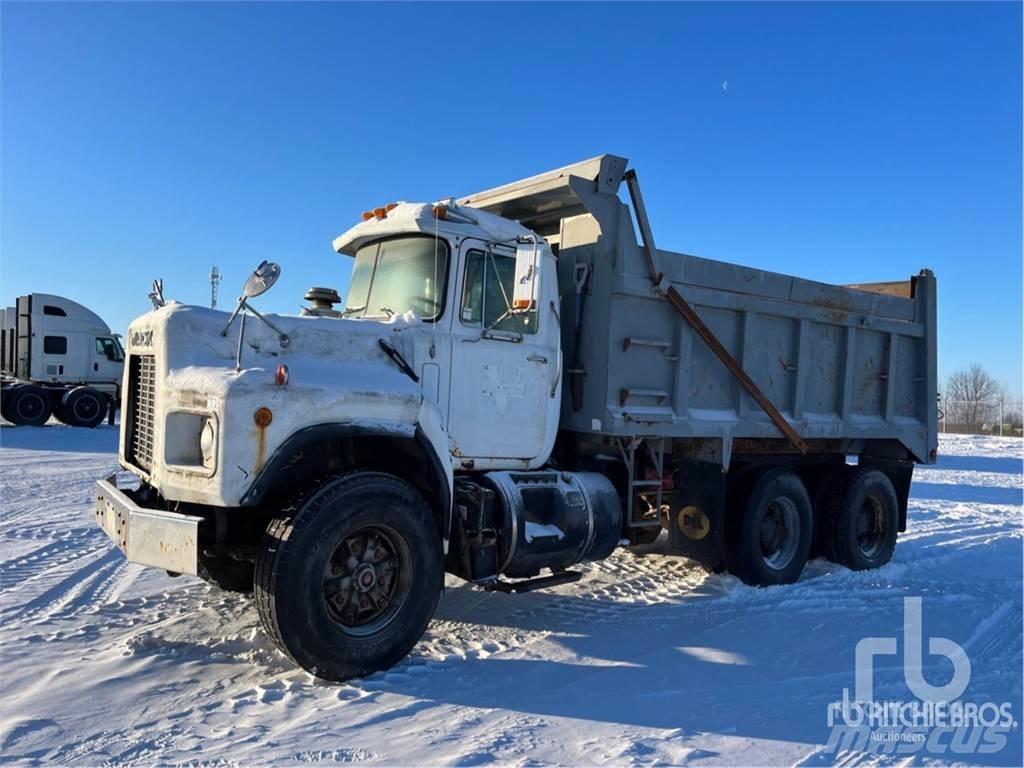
210 266 222 309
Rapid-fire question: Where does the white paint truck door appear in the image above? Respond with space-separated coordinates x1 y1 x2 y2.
447 239 554 460
90 336 123 382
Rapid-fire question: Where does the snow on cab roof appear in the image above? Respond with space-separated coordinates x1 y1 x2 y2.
332 202 538 256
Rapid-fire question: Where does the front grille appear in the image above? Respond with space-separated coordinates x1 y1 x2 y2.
126 354 157 471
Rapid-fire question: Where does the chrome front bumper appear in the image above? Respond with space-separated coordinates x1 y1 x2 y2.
94 474 202 576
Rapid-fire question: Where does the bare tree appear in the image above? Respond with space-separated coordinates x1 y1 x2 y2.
945 364 1000 431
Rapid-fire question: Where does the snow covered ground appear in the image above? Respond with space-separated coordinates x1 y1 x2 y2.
1 427 1020 766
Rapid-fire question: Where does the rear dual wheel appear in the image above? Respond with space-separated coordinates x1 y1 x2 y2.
54 387 107 428
822 467 898 571
726 469 813 586
2 385 52 426
255 472 443 681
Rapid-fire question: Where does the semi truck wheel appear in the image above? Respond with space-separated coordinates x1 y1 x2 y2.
255 472 443 681
726 468 812 586
0 385 22 423
59 387 107 428
823 468 898 571
6 385 52 427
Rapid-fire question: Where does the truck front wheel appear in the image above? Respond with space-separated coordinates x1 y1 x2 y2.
254 472 443 681
726 469 812 586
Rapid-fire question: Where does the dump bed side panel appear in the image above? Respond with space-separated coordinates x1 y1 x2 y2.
586 214 936 462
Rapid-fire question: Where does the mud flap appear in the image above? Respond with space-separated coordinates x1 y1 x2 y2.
667 460 726 568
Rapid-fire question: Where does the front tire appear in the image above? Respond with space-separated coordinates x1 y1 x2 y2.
726 468 812 586
255 472 443 681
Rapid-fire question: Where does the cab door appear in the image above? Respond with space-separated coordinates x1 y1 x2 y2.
91 336 124 382
447 239 559 463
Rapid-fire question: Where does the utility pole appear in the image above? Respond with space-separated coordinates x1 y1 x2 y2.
210 266 222 309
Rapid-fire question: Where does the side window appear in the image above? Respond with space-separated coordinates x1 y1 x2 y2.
460 250 537 335
96 337 121 361
43 305 67 317
44 336 67 354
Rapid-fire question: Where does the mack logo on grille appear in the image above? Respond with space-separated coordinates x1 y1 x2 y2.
130 329 153 349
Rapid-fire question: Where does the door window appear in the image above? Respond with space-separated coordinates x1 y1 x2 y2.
461 249 537 335
95 337 123 362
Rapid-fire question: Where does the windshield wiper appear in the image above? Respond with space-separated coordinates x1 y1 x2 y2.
341 304 366 317
378 306 395 319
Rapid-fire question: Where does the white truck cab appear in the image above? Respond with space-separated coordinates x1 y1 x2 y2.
1 293 124 427
334 203 562 468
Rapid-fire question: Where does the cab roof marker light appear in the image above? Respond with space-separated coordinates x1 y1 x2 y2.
372 207 387 220
360 211 374 221
432 201 479 225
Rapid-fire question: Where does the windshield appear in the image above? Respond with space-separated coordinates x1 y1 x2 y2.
343 236 449 321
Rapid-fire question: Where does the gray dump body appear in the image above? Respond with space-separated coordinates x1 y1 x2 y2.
463 155 937 465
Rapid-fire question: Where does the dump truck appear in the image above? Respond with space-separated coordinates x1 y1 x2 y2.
1 293 124 427
94 155 937 681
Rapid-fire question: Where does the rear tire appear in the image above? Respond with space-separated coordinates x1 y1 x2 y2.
255 472 443 681
5 385 52 426
60 387 107 428
824 467 898 571
1 385 22 423
726 468 812 586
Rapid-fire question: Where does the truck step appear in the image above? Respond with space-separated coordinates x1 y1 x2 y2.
482 570 583 594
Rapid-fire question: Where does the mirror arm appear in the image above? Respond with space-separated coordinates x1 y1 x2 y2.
244 302 290 347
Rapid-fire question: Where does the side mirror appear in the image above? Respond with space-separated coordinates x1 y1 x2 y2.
512 241 539 311
243 260 281 298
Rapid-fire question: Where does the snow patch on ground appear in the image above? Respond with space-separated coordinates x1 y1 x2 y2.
0 427 1021 766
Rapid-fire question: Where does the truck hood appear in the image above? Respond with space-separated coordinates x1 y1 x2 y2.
122 303 440 505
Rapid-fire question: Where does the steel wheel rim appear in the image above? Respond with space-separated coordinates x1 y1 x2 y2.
74 395 99 421
17 393 45 420
322 525 411 637
759 497 800 570
855 496 887 558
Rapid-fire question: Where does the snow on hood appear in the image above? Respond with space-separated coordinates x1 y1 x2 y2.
129 302 423 403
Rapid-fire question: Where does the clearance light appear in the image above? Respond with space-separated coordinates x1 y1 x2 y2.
275 363 289 386
361 211 374 221
385 202 398 212
432 204 447 220
373 207 387 220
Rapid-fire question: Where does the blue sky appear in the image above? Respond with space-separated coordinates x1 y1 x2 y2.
2 2 1021 393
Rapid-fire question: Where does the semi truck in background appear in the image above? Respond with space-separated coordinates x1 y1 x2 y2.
1 293 124 428
93 155 938 681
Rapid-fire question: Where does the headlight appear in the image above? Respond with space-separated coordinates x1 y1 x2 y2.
200 418 217 467
165 411 218 473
